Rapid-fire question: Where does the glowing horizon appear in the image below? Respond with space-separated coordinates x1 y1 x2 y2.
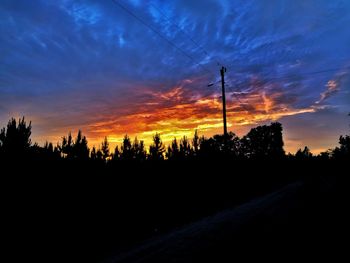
24 79 345 154
1 0 350 155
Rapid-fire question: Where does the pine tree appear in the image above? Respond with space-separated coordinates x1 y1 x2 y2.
0 117 32 159
133 137 146 161
73 130 89 160
180 136 191 159
166 137 179 160
101 136 110 161
91 146 97 160
149 133 165 161
112 145 120 161
61 132 73 159
121 135 133 160
192 130 199 156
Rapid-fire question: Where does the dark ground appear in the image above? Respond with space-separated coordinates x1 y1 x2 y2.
2 160 348 262
105 178 345 262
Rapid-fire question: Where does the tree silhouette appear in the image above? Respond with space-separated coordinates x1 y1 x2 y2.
0 117 32 159
317 150 331 161
44 141 54 153
96 148 103 161
72 130 90 160
60 132 73 159
112 145 120 161
269 122 285 158
192 130 199 157
38 141 60 160
332 135 350 160
241 122 285 159
179 136 191 159
120 135 146 161
101 137 110 161
198 132 240 159
7 116 350 163
197 136 215 159
295 146 313 160
166 137 180 160
121 135 133 161
331 113 350 159
58 131 89 160
91 146 97 160
133 137 146 161
149 133 165 161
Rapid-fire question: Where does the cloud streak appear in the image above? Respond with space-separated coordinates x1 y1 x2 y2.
316 71 349 104
316 80 339 104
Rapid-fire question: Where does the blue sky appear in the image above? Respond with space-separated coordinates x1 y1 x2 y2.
1 0 349 152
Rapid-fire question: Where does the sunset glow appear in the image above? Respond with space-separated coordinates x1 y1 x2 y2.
1 0 350 154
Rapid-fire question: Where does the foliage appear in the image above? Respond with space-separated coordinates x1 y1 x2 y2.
0 117 32 158
332 135 350 160
241 122 285 159
101 137 110 161
58 130 89 160
295 146 313 160
149 133 165 161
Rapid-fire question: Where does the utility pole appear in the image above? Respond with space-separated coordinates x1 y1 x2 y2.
220 66 228 138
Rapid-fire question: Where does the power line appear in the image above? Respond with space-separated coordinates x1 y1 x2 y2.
227 57 350 74
212 65 350 95
222 64 350 113
111 0 213 75
227 65 350 83
221 64 350 99
265 66 350 82
149 3 222 67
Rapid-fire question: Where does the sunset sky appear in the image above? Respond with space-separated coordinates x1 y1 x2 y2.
1 0 349 153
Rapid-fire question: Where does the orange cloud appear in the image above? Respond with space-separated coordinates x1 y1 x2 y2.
81 80 317 151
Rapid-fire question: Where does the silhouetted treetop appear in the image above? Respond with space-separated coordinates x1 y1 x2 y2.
180 136 191 159
101 137 110 161
332 135 350 160
149 133 165 161
121 135 133 161
0 117 31 158
295 146 313 160
133 137 146 161
1 117 348 163
192 130 199 156
58 130 89 160
167 137 179 160
73 130 89 160
241 122 285 159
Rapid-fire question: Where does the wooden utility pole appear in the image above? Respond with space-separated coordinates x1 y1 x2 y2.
220 66 228 138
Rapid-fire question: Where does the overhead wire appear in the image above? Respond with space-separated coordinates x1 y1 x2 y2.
111 0 214 75
112 1 349 118
223 64 350 113
149 3 223 68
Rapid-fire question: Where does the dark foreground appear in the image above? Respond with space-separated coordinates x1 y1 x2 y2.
106 179 344 262
2 160 348 262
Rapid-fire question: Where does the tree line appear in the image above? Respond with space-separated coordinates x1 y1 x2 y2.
0 117 349 162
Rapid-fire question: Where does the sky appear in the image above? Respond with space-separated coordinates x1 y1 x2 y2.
1 0 350 154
